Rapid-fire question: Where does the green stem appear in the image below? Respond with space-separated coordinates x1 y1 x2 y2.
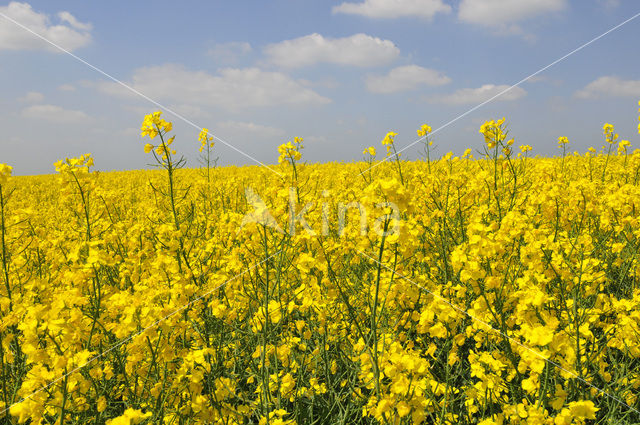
0 186 11 308
371 217 390 401
391 144 405 186
0 330 9 421
60 371 69 425
261 224 271 422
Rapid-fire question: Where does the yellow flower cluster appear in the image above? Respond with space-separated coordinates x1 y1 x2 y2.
277 137 303 164
0 163 12 186
416 124 431 138
141 111 176 160
53 154 97 204
54 153 94 174
479 118 506 148
479 118 515 150
380 131 398 156
140 111 172 139
198 128 214 153
2 106 640 424
603 122 618 144
363 146 376 156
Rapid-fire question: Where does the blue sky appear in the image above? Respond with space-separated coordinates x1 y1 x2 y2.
1 0 639 175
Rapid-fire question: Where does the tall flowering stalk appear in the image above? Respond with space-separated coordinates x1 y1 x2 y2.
518 144 532 176
479 118 517 221
558 136 569 174
601 123 619 182
198 128 216 184
479 119 514 182
361 146 376 184
142 111 185 230
278 137 304 201
417 124 433 173
142 111 199 281
381 131 404 185
54 154 96 241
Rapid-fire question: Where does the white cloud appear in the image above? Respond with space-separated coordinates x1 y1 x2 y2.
95 64 331 110
58 83 76 91
575 76 640 99
215 121 286 138
458 0 566 25
0 2 91 51
18 91 44 103
21 104 91 123
264 33 399 68
299 77 340 89
208 41 252 64
366 65 451 93
57 11 92 31
332 0 451 19
430 84 527 105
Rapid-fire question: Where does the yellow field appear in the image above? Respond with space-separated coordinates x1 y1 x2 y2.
1 111 640 424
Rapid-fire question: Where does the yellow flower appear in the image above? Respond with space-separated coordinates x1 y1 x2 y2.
567 400 598 420
198 128 212 143
277 138 303 164
198 128 215 152
381 131 398 146
363 146 376 156
106 408 152 425
97 396 107 412
141 111 172 140
479 119 507 149
602 122 619 144
417 124 432 137
0 163 12 185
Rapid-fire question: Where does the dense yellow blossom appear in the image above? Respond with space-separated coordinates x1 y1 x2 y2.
1 109 640 424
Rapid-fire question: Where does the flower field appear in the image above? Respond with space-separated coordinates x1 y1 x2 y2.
1 107 640 424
